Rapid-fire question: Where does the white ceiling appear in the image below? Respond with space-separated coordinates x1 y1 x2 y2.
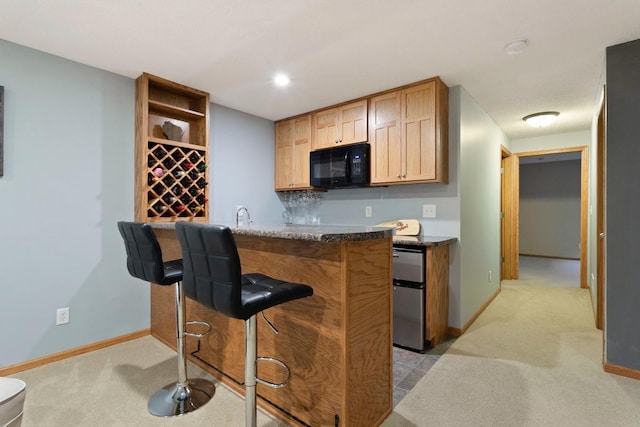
1 0 639 140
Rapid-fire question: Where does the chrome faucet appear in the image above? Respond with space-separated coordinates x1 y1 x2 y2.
236 206 251 227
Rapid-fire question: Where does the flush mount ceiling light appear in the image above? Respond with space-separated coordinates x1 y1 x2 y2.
523 111 560 128
273 73 291 87
505 39 528 55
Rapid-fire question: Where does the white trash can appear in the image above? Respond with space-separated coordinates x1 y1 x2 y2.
0 378 26 427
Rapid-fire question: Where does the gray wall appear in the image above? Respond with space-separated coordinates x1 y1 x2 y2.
457 87 505 326
0 39 282 367
605 38 640 369
0 39 141 367
210 104 282 224
519 160 581 259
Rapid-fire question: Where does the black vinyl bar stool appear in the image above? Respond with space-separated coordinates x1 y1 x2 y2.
175 222 313 427
117 221 215 417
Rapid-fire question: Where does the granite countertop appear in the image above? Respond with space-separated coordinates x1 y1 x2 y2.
150 221 393 243
391 235 457 247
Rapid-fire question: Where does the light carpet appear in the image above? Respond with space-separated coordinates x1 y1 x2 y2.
383 281 640 427
11 337 284 426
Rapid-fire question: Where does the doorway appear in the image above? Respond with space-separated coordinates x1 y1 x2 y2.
502 146 589 288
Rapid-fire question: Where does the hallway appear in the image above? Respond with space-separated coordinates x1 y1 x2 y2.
519 255 580 288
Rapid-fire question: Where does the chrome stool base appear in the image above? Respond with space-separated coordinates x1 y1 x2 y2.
148 378 216 417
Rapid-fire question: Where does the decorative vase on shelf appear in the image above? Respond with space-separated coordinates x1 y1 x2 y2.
162 121 184 142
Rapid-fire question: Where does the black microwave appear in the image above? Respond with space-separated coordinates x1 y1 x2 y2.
310 143 370 189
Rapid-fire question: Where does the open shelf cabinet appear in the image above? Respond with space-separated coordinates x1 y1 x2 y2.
135 73 210 222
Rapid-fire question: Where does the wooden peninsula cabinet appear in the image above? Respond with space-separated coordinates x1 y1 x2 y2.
150 223 393 427
369 78 449 185
274 115 313 190
312 100 368 150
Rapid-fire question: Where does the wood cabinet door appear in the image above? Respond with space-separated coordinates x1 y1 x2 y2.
275 119 293 190
313 108 339 150
339 100 368 145
292 115 312 188
369 91 402 184
401 81 436 181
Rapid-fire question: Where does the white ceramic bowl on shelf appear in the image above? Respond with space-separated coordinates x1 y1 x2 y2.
0 377 26 427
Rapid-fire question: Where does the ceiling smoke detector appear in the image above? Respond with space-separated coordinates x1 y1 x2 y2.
505 39 529 55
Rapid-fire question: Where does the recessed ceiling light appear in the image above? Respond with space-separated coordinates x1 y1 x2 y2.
273 73 291 87
523 111 559 128
505 39 528 55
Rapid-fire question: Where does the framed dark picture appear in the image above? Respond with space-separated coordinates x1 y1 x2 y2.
0 85 4 177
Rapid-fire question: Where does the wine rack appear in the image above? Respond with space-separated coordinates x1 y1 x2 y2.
146 141 208 218
135 73 210 222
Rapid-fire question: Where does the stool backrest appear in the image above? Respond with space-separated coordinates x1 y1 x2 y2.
117 221 169 285
175 222 243 318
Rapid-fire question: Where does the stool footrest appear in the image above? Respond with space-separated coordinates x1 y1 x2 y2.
185 320 212 338
255 357 290 389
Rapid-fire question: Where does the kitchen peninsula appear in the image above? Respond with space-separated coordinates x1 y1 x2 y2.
151 222 393 427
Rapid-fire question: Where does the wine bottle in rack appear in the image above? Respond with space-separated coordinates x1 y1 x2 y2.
173 202 186 213
164 158 176 169
152 202 167 213
173 170 185 178
196 195 209 204
188 169 199 180
171 150 183 163
196 178 208 188
152 146 168 159
189 152 201 164
189 202 203 213
198 163 209 172
148 174 160 186
172 185 184 195
163 194 177 204
182 161 194 169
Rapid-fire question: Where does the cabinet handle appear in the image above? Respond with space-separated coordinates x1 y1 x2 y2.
402 174 406 178
396 174 401 178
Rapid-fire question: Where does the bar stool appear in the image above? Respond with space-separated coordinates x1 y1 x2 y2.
175 222 313 427
117 221 215 417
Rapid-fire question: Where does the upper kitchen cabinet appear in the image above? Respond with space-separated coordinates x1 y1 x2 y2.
369 78 449 185
134 73 210 222
312 100 368 150
275 114 313 191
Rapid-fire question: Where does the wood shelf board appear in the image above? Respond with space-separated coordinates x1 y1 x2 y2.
148 99 205 121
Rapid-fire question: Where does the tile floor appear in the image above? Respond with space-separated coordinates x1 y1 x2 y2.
392 337 456 407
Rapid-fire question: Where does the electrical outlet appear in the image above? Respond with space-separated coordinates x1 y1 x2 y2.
422 204 436 218
365 206 372 217
56 307 69 326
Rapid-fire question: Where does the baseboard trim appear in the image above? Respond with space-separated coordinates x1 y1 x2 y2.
0 329 150 376
519 253 580 261
445 287 502 338
604 362 640 380
447 327 462 337
461 287 502 334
